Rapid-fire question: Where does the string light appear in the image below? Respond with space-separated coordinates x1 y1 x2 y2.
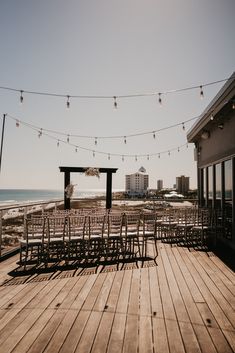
122 155 124 162
210 114 214 121
147 155 149 160
200 85 204 99
75 146 78 152
182 122 185 130
232 102 235 110
124 136 127 144
0 76 232 107
16 120 20 127
113 96 117 109
5 114 191 160
178 147 180 152
153 131 156 139
20 90 24 104
66 95 70 108
38 128 42 138
95 137 97 145
168 151 170 156
108 154 110 160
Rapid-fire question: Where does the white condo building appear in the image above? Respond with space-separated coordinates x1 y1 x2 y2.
125 167 149 196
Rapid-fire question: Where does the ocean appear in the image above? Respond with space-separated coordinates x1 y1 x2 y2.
0 188 108 206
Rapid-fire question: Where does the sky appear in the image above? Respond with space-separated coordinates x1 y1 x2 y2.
0 0 234 191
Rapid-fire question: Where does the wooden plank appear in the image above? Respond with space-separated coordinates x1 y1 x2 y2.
161 246 190 323
198 251 235 295
70 274 98 310
91 312 115 353
43 309 79 353
193 324 217 353
0 308 33 345
48 277 80 309
178 321 201 353
105 270 124 313
173 247 205 303
107 313 126 353
196 303 219 328
208 327 234 353
0 308 44 352
59 274 90 309
139 315 153 353
184 247 235 328
210 255 235 285
157 252 176 320
93 272 116 312
26 278 62 309
195 252 235 309
27 309 68 353
0 283 37 309
11 309 55 353
165 319 185 353
59 310 90 353
128 269 140 316
178 247 234 331
149 266 164 319
0 308 22 332
3 281 49 310
139 267 151 316
152 317 169 353
74 311 102 353
165 245 204 325
116 270 132 314
82 273 107 311
28 278 70 310
122 314 139 353
222 329 235 353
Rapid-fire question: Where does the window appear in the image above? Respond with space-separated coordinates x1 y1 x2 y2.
208 166 213 200
224 159 232 239
215 163 222 201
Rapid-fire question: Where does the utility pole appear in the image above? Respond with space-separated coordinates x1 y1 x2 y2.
0 114 6 173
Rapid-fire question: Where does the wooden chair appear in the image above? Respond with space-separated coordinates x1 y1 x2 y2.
141 212 158 259
103 213 124 262
123 213 141 260
44 215 67 265
65 215 87 263
19 215 45 269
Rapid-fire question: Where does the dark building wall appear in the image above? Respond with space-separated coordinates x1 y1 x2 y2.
198 109 235 167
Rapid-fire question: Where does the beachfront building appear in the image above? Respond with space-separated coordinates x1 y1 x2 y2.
125 167 149 197
176 175 190 194
187 72 235 249
157 179 163 190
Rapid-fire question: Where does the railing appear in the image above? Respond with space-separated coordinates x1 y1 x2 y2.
0 199 64 258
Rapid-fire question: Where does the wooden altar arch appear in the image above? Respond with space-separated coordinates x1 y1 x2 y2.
59 166 118 209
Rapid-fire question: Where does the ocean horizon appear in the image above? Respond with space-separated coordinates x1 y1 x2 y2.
0 188 123 206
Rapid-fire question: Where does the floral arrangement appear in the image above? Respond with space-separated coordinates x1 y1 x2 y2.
65 183 76 199
84 167 100 178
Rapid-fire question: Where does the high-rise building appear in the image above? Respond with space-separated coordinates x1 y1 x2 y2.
125 167 149 196
176 175 190 194
157 179 163 190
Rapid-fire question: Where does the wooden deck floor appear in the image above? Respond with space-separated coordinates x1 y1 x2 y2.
0 241 234 353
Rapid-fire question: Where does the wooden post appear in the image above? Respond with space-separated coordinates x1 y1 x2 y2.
64 171 71 210
106 172 112 209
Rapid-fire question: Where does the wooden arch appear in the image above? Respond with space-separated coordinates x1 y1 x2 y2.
59 166 118 209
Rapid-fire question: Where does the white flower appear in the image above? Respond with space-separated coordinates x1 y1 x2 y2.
65 184 76 199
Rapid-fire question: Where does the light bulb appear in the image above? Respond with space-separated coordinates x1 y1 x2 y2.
158 93 162 105
200 85 204 99
113 96 117 109
20 91 24 104
66 95 70 108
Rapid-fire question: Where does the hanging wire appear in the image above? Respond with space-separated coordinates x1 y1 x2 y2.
0 76 232 103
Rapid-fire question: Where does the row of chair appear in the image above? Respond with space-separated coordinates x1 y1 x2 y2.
19 212 158 268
